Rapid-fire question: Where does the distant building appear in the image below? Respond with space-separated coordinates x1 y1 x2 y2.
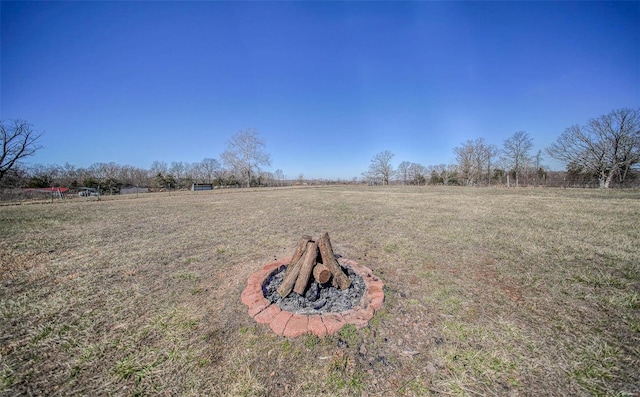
191 183 213 191
120 186 149 195
23 187 69 198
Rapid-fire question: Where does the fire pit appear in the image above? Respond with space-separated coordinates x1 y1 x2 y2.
241 233 385 337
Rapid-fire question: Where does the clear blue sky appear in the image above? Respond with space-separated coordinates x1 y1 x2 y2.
2 1 639 180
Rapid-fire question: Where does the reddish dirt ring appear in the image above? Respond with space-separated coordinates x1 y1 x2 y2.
241 257 385 337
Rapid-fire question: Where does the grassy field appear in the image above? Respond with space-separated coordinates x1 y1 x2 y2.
1 186 639 396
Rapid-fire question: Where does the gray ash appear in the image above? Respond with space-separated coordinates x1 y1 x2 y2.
262 265 366 314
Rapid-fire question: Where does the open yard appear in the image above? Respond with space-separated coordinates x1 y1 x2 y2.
1 186 639 396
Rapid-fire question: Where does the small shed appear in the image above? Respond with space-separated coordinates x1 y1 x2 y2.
120 186 149 195
191 183 213 191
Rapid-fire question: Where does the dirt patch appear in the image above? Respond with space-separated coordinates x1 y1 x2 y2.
474 266 525 302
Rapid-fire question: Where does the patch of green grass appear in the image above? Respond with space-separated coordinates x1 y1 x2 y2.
572 341 620 395
432 287 465 315
78 344 97 363
367 303 390 329
181 319 199 331
406 298 422 306
441 347 518 391
197 357 211 367
398 376 431 395
31 325 54 344
325 371 347 391
0 363 15 393
112 355 152 383
324 354 364 393
281 339 293 355
442 320 472 341
346 371 365 392
303 334 319 350
436 317 523 393
384 242 398 253
573 270 628 289
620 262 640 281
173 271 198 281
606 291 640 310
338 323 362 346
183 256 199 264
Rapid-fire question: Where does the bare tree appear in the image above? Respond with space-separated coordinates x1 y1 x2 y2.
367 150 395 185
454 140 480 186
259 171 276 187
150 160 168 178
130 166 150 187
532 150 546 187
88 163 107 183
396 161 411 185
430 164 457 185
547 108 640 188
409 162 427 185
197 158 221 184
274 169 285 186
502 131 533 187
89 162 122 194
1 120 43 184
58 162 78 187
26 163 59 187
188 162 202 184
484 143 499 185
472 139 498 185
221 129 271 188
454 138 497 186
0 162 28 188
170 161 186 189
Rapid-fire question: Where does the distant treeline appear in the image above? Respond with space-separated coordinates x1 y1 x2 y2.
1 157 637 197
1 108 638 194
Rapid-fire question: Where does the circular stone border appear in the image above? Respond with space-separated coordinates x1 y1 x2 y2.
241 256 385 337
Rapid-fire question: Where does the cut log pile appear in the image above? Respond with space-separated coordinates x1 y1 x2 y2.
277 232 351 297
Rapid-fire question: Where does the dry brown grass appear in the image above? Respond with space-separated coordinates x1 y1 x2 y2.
1 186 639 396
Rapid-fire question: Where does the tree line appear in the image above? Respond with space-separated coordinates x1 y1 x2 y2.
1 108 639 192
0 129 281 193
364 108 640 188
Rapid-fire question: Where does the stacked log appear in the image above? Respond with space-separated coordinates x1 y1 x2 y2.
317 232 351 290
277 232 351 297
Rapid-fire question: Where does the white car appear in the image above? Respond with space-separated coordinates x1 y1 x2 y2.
78 188 99 197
